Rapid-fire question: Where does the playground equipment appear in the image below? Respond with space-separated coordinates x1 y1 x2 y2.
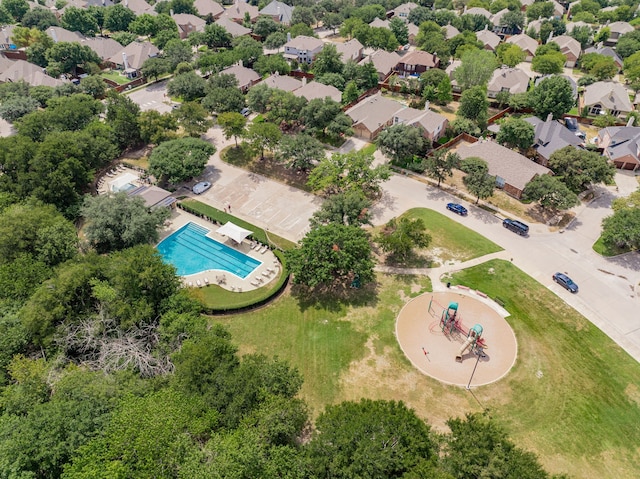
440 302 459 334
456 324 483 362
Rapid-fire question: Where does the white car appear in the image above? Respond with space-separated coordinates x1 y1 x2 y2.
192 181 211 194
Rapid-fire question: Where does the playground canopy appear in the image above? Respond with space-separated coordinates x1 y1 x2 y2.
216 221 253 244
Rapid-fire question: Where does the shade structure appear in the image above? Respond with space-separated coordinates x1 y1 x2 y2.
216 221 253 243
109 172 139 192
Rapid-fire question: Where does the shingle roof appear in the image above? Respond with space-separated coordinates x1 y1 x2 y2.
220 64 260 89
394 107 448 134
346 94 401 132
0 59 66 87
599 126 640 164
607 21 634 35
524 116 583 159
583 81 633 113
332 39 363 63
358 50 401 77
487 67 529 94
194 0 224 17
108 41 159 70
122 0 155 16
506 33 538 55
491 8 509 26
293 81 341 102
443 24 460 39
259 0 294 24
219 1 259 22
476 29 501 50
465 6 492 18
584 44 623 68
456 140 552 190
284 35 324 52
172 13 207 34
397 50 438 68
215 17 251 37
46 26 84 43
553 35 581 59
261 73 302 92
82 36 123 60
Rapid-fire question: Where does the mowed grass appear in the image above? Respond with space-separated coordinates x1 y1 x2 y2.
401 208 503 262
215 259 640 479
448 259 640 478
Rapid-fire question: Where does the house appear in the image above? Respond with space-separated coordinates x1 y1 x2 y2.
446 59 461 92
333 39 364 63
582 81 633 118
0 25 17 51
0 59 66 87
487 67 530 97
393 106 449 142
122 0 156 16
550 0 565 18
108 41 159 78
128 185 177 209
82 36 123 62
46 26 84 44
358 50 400 81
525 115 584 165
552 35 581 68
219 0 260 24
261 72 302 91
293 80 342 103
215 17 251 38
491 8 516 35
393 50 439 77
388 2 419 21
172 13 207 39
603 21 633 46
443 24 460 40
598 126 640 170
465 6 492 18
456 140 552 198
220 64 260 92
259 0 294 25
345 93 448 140
283 35 324 64
370 18 419 44
565 21 590 33
506 33 538 61
193 0 224 19
584 44 623 70
526 19 544 35
519 0 535 10
476 28 501 51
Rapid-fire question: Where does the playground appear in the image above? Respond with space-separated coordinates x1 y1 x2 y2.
396 291 518 387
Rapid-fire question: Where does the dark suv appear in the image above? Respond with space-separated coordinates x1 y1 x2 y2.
502 218 529 236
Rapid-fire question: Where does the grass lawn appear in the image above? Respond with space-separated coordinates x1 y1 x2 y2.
100 70 130 85
360 143 377 156
592 236 630 256
121 157 149 170
216 259 640 479
399 208 503 263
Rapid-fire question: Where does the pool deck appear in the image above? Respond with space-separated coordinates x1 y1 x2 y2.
159 210 281 292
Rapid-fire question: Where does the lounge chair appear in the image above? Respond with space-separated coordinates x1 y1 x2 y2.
255 276 263 283
251 242 259 250
267 267 275 274
259 246 268 254
204 277 210 285
188 281 193 287
237 287 242 292
262 271 270 278
230 286 236 291
251 280 259 287
196 279 202 287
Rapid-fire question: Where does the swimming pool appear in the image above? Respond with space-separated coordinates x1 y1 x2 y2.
157 222 261 278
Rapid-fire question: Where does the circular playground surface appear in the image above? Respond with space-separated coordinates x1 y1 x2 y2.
396 291 518 387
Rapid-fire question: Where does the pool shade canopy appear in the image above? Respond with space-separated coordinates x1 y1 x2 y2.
216 221 253 244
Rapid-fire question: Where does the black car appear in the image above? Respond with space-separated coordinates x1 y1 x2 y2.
552 272 579 293
564 117 586 139
503 218 529 236
446 203 468 216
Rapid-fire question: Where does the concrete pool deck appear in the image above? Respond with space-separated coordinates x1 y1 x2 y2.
159 210 281 292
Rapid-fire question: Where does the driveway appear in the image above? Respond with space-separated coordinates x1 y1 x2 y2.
127 80 176 113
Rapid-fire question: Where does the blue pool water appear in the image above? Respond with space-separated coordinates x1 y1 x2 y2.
157 222 261 278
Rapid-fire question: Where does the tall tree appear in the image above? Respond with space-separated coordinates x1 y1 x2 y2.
423 149 460 187
246 122 281 160
149 137 215 185
453 49 497 90
217 111 247 147
275 134 325 171
496 43 526 68
45 41 101 76
601 207 640 251
81 193 171 253
548 146 615 193
496 117 535 150
522 174 579 211
461 157 495 203
103 3 136 32
376 124 427 163
313 43 344 76
286 223 375 288
377 216 432 260
310 189 373 227
172 101 212 137
458 86 489 128
105 91 141 149
528 76 575 120
61 7 99 36
307 150 391 198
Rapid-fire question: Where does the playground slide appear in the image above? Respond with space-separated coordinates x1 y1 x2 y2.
456 337 475 362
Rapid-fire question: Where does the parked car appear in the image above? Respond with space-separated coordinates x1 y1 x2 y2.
502 218 529 236
446 203 468 216
564 117 586 140
192 181 211 194
240 107 251 117
552 272 579 293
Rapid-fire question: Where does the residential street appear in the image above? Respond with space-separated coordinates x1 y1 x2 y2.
192 126 640 362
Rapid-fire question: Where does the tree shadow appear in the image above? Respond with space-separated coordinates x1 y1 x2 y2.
290 280 380 313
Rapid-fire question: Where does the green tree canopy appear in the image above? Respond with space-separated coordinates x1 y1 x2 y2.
310 189 373 228
376 124 428 164
548 146 615 193
458 85 489 128
423 149 461 187
81 193 171 253
217 111 247 148
601 205 640 251
496 117 535 150
275 134 325 171
377 216 432 260
246 121 282 159
522 173 578 211
149 137 215 185
453 49 498 90
528 76 574 120
286 223 375 288
461 157 495 203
